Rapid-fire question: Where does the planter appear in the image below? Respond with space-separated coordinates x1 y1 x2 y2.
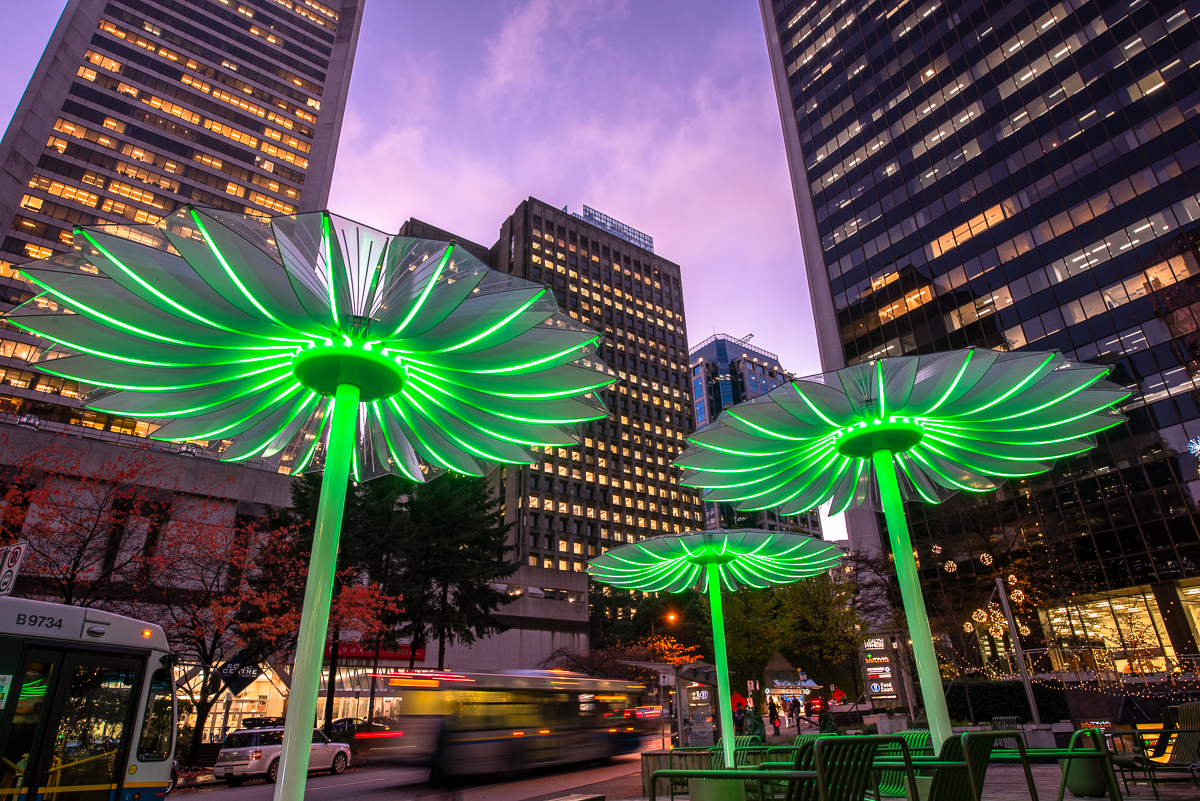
688 778 746 801
1058 758 1109 798
907 775 932 801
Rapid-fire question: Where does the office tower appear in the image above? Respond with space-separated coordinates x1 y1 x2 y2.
761 0 1200 667
0 0 363 436
689 333 822 536
493 198 704 581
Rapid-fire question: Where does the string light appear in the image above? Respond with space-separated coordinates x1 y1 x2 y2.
980 553 994 566
1011 589 1026 603
944 560 958 573
972 609 988 623
963 621 975 633
931 544 943 555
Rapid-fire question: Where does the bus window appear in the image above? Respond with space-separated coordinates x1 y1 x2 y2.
136 669 174 761
0 659 55 793
42 660 140 801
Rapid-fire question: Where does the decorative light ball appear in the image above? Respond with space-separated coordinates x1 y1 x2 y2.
980 553 994 565
963 621 975 633
931 544 943 555
1019 624 1031 637
1008 574 1019 584
988 602 1001 617
1011 589 1026 603
972 609 988 623
943 560 957 573
989 623 1005 638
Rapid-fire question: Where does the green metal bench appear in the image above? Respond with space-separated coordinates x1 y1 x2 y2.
663 735 761 801
876 730 1036 801
990 728 1121 801
652 735 913 801
875 729 932 797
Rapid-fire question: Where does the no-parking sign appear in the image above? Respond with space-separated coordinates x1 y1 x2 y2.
0 543 27 596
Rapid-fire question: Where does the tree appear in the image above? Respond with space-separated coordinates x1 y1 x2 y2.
393 473 516 669
776 573 864 704
700 586 783 711
540 634 703 685
1 440 229 607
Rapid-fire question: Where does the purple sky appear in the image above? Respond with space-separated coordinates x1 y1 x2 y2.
2 1 818 376
1 1 846 539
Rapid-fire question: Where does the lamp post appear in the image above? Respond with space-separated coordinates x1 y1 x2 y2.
675 349 1127 750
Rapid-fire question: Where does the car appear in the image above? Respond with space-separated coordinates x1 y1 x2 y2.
212 727 349 785
329 717 406 756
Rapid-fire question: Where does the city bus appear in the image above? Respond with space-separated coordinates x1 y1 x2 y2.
377 670 648 783
0 597 176 801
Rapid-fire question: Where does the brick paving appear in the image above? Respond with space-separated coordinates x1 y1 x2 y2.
982 764 1198 801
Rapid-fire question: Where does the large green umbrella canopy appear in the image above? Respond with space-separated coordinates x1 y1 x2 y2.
590 529 842 767
674 349 1127 748
8 207 615 801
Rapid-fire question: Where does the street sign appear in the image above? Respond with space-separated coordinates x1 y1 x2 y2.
660 673 673 686
215 651 263 696
0 542 27 596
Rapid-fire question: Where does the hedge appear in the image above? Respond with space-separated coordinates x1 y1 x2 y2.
912 679 1070 723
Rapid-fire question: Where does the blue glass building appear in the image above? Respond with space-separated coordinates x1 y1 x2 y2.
761 0 1200 671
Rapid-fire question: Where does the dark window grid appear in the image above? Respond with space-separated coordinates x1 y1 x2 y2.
93 34 319 130
112 0 334 62
828 98 1200 313
812 30 1200 255
107 0 327 81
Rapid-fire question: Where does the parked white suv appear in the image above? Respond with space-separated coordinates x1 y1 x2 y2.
213 727 349 785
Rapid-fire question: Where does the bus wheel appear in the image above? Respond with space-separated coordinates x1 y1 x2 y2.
266 760 280 783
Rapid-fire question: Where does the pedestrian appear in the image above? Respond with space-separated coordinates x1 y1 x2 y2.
744 703 766 742
768 698 780 736
790 697 802 730
733 702 746 735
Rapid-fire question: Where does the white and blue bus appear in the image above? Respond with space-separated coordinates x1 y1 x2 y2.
0 597 176 801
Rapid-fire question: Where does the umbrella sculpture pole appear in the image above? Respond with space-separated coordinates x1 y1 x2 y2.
588 529 842 767
872 450 953 749
674 350 1130 753
275 384 358 801
3 208 619 801
706 567 737 769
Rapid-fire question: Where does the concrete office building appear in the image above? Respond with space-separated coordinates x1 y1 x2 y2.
761 0 1200 671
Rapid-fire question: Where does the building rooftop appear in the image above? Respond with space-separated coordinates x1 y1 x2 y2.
689 333 781 364
570 205 654 253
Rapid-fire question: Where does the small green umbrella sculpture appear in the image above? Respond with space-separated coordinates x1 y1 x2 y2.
589 529 842 767
674 349 1128 749
7 207 615 801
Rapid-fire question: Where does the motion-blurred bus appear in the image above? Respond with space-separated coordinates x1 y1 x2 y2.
374 669 647 782
0 597 176 801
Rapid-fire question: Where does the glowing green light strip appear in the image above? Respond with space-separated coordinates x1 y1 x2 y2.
923 349 973 416
192 210 314 336
23 273 215 349
387 396 460 472
79 230 243 337
6 319 274 370
292 402 331 475
877 360 886 419
369 402 421 482
403 363 614 399
404 383 525 464
89 370 294 417
157 382 303 442
442 289 547 352
322 213 341 330
895 454 940 504
830 458 864 515
726 409 816 442
387 243 453 340
37 356 291 392
790 383 840 426
956 353 1055 417
907 447 992 492
970 373 1113 423
408 373 599 426
471 337 600 375
223 392 318 463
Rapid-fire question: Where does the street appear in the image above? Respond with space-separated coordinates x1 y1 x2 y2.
177 753 647 801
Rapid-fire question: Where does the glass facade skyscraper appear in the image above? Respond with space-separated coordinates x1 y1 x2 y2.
761 0 1200 669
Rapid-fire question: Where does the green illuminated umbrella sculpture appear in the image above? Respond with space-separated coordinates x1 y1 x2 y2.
589 528 842 767
674 350 1128 749
6 207 616 801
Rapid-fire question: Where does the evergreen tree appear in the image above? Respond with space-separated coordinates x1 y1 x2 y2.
395 472 517 669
